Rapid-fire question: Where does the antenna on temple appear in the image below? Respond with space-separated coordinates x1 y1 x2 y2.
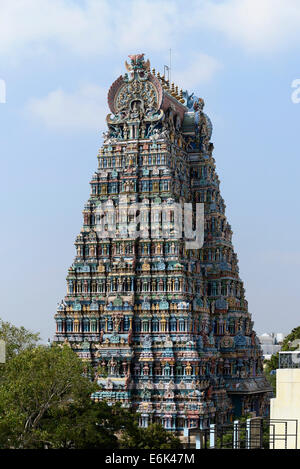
163 65 170 82
163 49 172 83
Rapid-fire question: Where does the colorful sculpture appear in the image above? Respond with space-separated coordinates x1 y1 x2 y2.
54 54 271 431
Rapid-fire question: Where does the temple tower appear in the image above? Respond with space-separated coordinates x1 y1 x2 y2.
54 54 271 431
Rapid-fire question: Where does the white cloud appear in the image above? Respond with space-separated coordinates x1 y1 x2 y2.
1 0 300 60
27 84 108 131
172 53 222 90
13 0 300 132
115 0 180 51
0 0 112 57
0 0 183 58
26 54 222 131
199 0 300 53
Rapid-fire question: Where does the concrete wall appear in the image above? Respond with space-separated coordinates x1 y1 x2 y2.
270 369 300 449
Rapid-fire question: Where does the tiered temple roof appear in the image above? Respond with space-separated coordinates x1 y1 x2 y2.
54 54 271 431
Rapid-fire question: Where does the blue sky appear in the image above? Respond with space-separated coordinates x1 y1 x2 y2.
0 0 300 341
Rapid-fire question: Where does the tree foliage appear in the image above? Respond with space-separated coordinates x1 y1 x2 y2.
281 327 300 351
35 401 138 449
0 345 95 448
0 318 40 361
263 353 279 394
120 422 181 449
263 327 300 395
0 344 181 449
264 353 279 374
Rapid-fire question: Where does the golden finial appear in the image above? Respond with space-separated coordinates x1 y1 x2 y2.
171 82 177 97
179 88 185 103
157 71 161 78
152 68 156 76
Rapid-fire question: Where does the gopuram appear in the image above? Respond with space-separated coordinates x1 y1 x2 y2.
54 54 271 431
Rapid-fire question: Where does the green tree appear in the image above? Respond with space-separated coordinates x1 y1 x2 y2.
0 326 184 449
264 353 278 394
0 344 96 448
0 344 150 449
120 422 182 449
281 327 300 351
263 326 300 395
264 353 279 373
38 400 137 449
0 318 40 361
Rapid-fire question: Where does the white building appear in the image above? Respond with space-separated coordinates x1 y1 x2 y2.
259 332 285 360
270 351 300 449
